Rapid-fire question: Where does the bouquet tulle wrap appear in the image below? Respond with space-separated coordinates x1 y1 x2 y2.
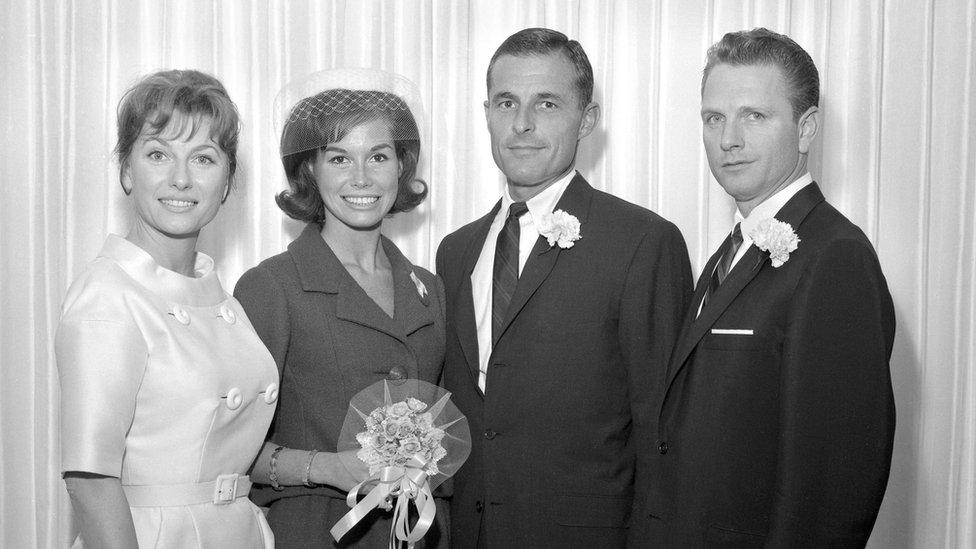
330 379 471 548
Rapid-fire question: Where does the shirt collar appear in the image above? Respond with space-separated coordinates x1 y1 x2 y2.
736 172 813 237
501 168 577 221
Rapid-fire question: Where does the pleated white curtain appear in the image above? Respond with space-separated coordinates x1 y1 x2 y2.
1 0 973 547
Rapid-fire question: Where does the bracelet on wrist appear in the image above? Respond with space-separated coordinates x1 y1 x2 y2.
269 446 285 491
303 449 319 488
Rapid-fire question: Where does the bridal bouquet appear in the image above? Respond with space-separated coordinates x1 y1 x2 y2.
355 396 448 476
331 379 470 548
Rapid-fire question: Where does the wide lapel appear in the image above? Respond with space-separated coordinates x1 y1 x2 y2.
289 223 404 343
664 247 724 382
493 173 593 348
289 223 341 294
454 202 502 393
382 237 437 377
664 183 827 391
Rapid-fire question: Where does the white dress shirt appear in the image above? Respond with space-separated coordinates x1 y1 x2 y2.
470 169 577 392
697 173 813 316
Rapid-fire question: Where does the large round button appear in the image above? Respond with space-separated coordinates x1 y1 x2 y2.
171 305 190 326
262 383 279 404
484 429 497 440
475 500 484 513
387 366 407 380
658 441 669 455
225 387 243 410
218 304 237 324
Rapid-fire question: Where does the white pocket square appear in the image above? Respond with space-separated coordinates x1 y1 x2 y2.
710 328 754 335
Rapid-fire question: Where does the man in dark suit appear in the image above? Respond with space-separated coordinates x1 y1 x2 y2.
436 28 692 548
642 28 896 547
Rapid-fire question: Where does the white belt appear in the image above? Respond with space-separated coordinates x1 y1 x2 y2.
123 473 252 507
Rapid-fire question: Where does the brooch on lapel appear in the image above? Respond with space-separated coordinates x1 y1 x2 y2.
749 218 800 268
409 271 430 307
538 209 581 249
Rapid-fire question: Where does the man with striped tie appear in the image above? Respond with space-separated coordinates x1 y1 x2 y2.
436 27 692 549
643 28 896 547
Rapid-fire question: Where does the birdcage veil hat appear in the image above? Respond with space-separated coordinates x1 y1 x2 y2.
274 67 427 160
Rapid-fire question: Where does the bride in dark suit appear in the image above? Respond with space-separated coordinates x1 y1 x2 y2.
234 68 448 548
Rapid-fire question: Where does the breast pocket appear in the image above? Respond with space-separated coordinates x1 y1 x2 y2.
698 331 779 381
701 330 768 351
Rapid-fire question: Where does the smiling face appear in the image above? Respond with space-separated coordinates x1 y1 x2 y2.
485 53 599 201
312 118 402 232
701 63 819 216
122 114 230 241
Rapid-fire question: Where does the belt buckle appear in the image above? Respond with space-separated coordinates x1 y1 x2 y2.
213 473 239 505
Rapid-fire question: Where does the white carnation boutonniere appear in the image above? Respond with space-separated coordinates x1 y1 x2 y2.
749 218 800 268
538 209 581 249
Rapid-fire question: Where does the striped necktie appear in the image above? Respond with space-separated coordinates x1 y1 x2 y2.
492 202 529 345
702 222 743 309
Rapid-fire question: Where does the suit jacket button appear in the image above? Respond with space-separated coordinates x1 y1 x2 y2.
387 366 407 380
475 500 484 513
658 441 669 455
484 429 497 440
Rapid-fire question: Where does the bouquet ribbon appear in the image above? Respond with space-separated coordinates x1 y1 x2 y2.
330 455 435 549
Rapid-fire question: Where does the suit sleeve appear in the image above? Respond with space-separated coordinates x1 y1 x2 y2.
765 238 896 547
234 266 291 374
619 222 693 512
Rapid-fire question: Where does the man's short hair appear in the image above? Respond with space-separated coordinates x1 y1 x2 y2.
486 27 594 108
702 27 820 121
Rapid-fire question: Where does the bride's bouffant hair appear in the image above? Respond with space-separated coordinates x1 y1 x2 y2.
275 89 427 224
114 69 241 186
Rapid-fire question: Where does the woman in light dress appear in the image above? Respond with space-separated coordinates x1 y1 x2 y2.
56 69 277 548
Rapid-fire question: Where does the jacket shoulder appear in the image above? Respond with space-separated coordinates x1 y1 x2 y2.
439 216 485 250
799 200 878 256
235 249 298 295
436 213 491 270
252 248 296 275
588 188 684 239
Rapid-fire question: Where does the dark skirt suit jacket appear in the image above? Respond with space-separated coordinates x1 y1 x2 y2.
643 183 896 547
234 223 449 548
436 174 693 548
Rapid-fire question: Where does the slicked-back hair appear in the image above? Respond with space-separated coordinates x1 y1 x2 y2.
115 69 240 185
276 90 427 224
702 27 820 121
487 27 594 108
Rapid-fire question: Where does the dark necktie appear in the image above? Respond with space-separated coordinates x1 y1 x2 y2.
702 222 743 308
492 202 529 345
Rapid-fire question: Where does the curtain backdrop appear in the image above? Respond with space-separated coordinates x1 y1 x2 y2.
1 1 973 547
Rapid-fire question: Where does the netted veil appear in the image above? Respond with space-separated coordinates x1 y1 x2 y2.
273 67 427 162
